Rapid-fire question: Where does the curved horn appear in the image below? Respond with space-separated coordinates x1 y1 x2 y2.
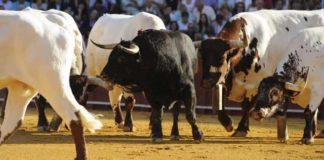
285 67 309 92
228 40 245 48
118 43 139 55
285 82 302 92
228 28 248 48
87 76 113 90
90 39 118 49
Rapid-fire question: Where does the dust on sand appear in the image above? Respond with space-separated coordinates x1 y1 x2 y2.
0 108 323 160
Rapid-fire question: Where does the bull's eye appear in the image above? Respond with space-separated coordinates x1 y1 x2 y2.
269 88 280 102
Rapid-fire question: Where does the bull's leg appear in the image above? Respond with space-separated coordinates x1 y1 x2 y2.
301 107 317 144
276 97 290 142
170 102 181 141
150 103 163 143
123 94 135 132
232 96 258 137
0 88 8 122
39 89 96 160
0 84 37 143
183 85 203 142
232 98 250 137
49 113 63 131
108 86 124 128
35 95 49 131
49 75 89 132
70 112 86 160
212 86 233 132
276 111 288 143
312 109 318 137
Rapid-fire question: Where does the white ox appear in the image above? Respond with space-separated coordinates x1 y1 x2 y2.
199 10 324 140
252 26 324 144
86 12 166 131
0 8 102 159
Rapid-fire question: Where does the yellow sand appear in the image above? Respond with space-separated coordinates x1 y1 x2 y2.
0 108 323 160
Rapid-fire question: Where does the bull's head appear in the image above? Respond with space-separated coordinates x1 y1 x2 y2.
198 18 248 89
91 40 141 88
252 72 309 121
199 37 247 88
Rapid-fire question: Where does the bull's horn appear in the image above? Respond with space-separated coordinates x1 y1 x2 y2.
88 76 113 90
118 43 139 54
90 39 118 49
193 41 201 48
285 82 302 92
229 28 248 48
228 40 244 48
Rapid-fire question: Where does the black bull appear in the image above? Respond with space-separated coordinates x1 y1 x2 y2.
92 29 204 142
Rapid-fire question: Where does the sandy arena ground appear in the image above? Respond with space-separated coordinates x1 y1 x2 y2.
0 107 323 160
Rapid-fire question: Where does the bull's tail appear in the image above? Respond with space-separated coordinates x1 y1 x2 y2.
77 106 103 133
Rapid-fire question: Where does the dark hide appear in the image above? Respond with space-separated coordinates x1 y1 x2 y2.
101 29 203 142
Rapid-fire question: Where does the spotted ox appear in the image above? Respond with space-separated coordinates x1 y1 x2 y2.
252 27 324 144
92 29 203 143
86 12 166 132
199 9 324 138
0 9 102 159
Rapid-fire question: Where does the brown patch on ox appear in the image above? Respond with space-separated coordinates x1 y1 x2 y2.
1 119 22 143
218 17 247 40
219 18 251 70
70 111 87 160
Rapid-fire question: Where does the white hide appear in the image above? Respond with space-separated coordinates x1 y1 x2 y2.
0 9 102 142
275 27 324 112
86 12 166 76
85 12 166 109
226 9 324 103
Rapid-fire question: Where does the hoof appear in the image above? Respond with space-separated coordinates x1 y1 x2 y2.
37 126 49 132
193 131 204 143
278 139 288 143
115 122 124 129
278 136 289 143
231 130 248 137
194 136 204 144
300 138 314 145
225 124 234 132
48 123 60 132
123 126 136 132
152 137 163 143
170 135 180 141
315 130 324 138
